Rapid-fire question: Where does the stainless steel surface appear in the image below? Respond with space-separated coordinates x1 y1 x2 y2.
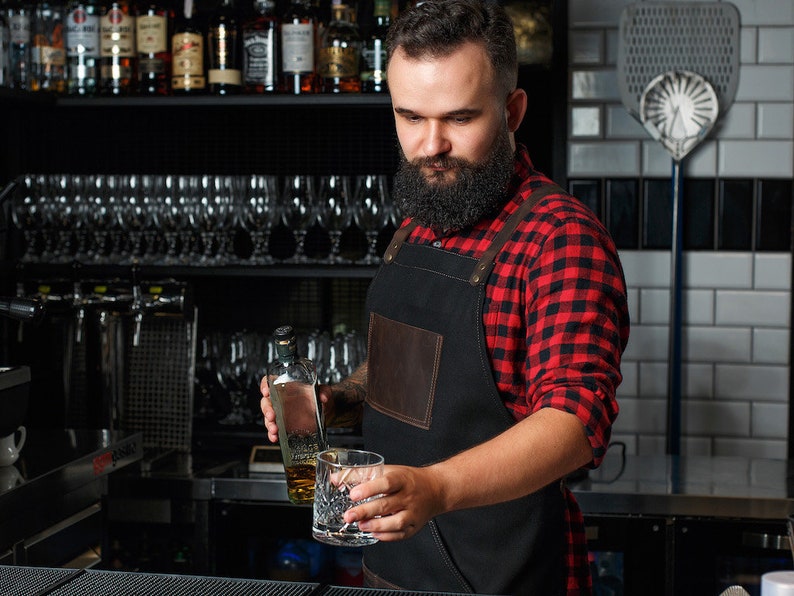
575 452 794 519
113 447 794 521
0 429 143 556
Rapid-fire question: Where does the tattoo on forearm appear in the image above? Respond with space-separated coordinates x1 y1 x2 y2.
329 366 367 427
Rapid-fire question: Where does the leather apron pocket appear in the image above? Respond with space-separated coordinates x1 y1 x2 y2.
367 312 443 430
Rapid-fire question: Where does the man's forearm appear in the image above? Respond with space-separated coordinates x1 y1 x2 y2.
326 362 368 427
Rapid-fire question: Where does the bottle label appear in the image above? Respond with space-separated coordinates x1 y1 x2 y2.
138 56 164 74
208 68 241 85
136 14 167 54
9 14 31 45
361 38 385 81
243 29 275 85
374 0 391 17
281 22 313 74
66 9 100 57
100 10 135 57
318 46 358 78
172 31 204 89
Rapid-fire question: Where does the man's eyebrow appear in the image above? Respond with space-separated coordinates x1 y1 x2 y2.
393 107 482 117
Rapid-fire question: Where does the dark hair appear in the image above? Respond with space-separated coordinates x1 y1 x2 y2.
385 0 518 97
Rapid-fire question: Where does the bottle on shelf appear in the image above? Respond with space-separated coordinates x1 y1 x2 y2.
135 0 172 95
171 0 204 94
7 0 33 90
317 0 360 93
241 0 279 93
206 0 241 95
31 0 67 93
65 0 100 95
280 0 315 94
360 0 389 93
99 0 136 95
0 6 9 87
266 324 327 505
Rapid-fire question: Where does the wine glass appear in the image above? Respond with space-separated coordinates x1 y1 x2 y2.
240 174 280 264
10 174 42 263
282 174 318 264
352 174 390 265
316 174 353 264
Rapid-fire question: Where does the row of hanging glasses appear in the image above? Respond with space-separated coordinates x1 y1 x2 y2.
195 328 366 426
10 172 399 266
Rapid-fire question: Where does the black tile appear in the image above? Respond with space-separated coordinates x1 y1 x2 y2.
569 179 602 221
683 179 715 250
756 179 792 251
718 179 753 250
606 179 639 250
643 178 672 249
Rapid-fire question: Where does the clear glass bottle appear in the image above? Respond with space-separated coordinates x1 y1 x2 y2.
266 325 327 505
361 0 388 93
65 0 100 95
280 0 315 94
7 0 32 90
99 0 136 95
31 0 67 93
317 0 360 93
171 0 204 94
206 0 240 95
241 0 279 93
135 0 172 95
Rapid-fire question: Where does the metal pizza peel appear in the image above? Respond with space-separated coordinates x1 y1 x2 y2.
617 2 741 455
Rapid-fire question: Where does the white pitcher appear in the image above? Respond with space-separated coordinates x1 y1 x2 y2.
0 426 26 466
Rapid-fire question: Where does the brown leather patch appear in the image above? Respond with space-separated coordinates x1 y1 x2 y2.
367 312 442 430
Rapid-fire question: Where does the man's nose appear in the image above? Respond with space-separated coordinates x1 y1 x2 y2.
423 121 451 157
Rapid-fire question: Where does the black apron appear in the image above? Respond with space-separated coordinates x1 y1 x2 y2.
362 184 567 595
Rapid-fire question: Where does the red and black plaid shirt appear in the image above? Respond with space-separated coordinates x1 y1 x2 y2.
400 144 629 595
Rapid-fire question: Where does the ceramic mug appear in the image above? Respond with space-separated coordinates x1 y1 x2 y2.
0 426 26 466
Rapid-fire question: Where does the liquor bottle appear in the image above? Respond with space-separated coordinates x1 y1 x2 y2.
0 7 9 86
99 0 136 95
280 0 315 94
266 325 327 505
135 0 172 95
361 0 388 93
171 0 204 94
7 0 32 90
317 0 360 93
241 0 279 93
31 0 67 93
206 0 240 95
65 0 100 94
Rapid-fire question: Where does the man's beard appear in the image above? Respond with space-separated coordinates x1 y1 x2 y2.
392 129 516 231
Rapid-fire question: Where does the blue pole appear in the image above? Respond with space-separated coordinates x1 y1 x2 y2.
666 159 684 456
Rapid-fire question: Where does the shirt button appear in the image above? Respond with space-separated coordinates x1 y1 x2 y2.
432 240 442 248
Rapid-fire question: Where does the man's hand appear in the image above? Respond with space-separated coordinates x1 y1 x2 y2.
342 465 448 542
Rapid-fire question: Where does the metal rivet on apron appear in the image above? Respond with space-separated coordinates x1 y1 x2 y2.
472 274 480 283
432 240 442 248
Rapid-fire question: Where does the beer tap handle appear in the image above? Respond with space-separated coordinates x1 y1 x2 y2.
131 262 143 347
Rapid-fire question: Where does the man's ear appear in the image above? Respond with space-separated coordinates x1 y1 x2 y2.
505 88 528 133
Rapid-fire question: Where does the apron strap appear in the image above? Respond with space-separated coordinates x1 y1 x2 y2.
383 220 418 264
469 183 566 285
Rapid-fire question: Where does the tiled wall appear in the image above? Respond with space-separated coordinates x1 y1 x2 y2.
567 0 793 458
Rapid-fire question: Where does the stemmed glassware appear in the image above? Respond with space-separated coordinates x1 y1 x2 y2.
316 174 353 264
239 174 280 265
282 174 318 264
352 174 390 265
11 174 43 263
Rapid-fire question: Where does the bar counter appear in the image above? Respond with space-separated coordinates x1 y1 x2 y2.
108 442 794 521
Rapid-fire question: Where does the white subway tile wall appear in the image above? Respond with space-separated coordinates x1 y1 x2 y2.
568 0 793 458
